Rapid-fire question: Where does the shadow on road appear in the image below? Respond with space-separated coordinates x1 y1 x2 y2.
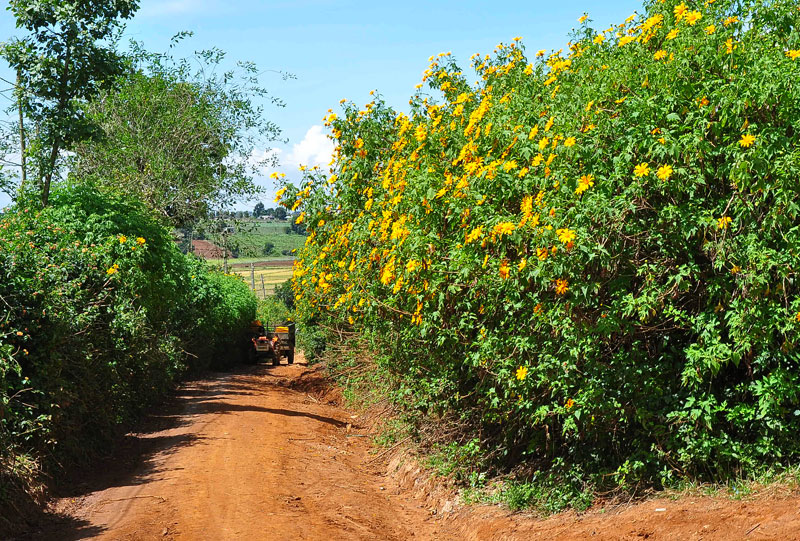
15 363 295 540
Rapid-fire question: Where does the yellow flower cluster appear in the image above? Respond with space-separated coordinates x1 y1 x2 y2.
285 0 770 333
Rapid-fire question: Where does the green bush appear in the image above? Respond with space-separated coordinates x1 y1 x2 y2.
0 183 255 508
281 0 800 499
257 294 291 326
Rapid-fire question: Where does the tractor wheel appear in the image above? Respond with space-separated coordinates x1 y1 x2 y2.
246 347 258 365
272 353 280 366
287 351 295 364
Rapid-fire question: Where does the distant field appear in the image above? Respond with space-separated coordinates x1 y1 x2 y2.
231 220 306 259
206 256 294 266
232 264 294 299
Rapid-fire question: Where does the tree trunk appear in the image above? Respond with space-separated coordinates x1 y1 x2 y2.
43 35 72 207
17 70 26 189
41 136 60 207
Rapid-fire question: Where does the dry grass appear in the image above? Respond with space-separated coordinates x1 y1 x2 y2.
232 266 293 298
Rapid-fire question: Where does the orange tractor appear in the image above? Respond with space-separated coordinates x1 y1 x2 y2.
246 320 295 366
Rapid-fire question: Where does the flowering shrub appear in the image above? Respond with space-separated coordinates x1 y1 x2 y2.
0 184 255 507
281 0 800 491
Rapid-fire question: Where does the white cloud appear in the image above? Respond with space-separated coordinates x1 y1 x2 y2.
283 125 334 171
235 125 334 210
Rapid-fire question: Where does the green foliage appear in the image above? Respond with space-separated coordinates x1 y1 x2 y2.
0 183 255 507
72 36 287 225
283 0 800 505
257 295 291 326
1 0 139 205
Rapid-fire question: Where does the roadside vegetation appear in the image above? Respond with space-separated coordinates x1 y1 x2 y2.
0 0 279 529
282 0 800 511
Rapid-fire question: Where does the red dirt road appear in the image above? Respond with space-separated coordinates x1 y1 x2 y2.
22 360 800 540
29 361 455 540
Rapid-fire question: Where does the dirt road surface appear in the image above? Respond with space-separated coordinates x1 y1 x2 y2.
21 359 800 541
28 360 456 540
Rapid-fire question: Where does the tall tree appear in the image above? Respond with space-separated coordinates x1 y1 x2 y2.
74 39 286 226
1 0 138 206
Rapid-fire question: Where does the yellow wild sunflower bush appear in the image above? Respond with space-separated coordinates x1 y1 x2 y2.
280 0 800 499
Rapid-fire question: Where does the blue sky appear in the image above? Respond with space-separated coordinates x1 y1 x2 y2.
0 0 643 210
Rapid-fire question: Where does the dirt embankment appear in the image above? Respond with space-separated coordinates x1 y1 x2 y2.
15 359 800 540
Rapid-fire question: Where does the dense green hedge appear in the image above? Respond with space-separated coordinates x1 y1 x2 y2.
282 0 800 496
0 184 256 508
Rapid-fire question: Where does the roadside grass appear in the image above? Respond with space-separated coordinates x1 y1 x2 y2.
663 466 800 501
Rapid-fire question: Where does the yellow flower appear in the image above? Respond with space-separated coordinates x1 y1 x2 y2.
518 258 527 272
118 235 127 244
295 212 305 224
555 278 569 295
593 34 605 45
556 228 576 244
786 50 800 61
685 10 702 26
731 265 741 274
739 134 755 148
666 28 679 40
465 226 483 244
354 138 364 148
566 398 575 409
654 50 667 60
725 38 736 54
674 3 688 21
795 312 800 323
106 264 119 275
538 137 550 150
704 24 716 35
575 174 595 195
520 195 533 216
717 216 732 229
563 136 576 148
536 247 548 261
499 260 510 279
723 16 739 26
633 162 650 177
274 187 287 202
618 35 635 47
515 366 528 381
493 222 515 237
656 164 673 181
136 237 146 245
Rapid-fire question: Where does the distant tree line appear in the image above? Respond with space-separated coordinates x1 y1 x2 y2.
252 202 287 219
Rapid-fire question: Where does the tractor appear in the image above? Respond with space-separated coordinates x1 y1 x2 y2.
245 320 295 366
